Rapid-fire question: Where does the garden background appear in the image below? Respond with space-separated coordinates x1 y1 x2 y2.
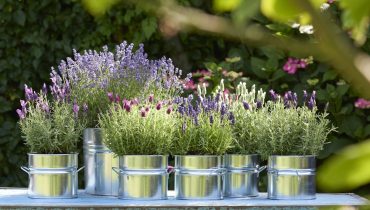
1 0 369 197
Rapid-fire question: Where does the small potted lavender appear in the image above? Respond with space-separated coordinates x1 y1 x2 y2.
17 83 84 198
172 86 234 200
55 41 189 196
214 81 267 198
258 90 335 200
99 94 177 200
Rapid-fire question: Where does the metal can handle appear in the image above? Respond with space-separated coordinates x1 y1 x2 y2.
112 167 122 174
167 165 175 174
77 166 85 173
20 166 30 174
257 165 267 173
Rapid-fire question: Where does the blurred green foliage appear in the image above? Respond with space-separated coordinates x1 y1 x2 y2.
1 0 369 194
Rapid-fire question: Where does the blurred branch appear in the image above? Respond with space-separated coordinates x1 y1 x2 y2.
138 0 370 98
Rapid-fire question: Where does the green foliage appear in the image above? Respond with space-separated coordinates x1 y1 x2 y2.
19 99 84 154
317 139 370 191
173 111 233 156
339 0 370 45
99 102 177 156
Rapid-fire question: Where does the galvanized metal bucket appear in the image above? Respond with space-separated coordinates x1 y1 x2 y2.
83 128 119 196
267 155 316 200
223 154 266 197
174 155 225 200
112 155 169 200
21 153 83 199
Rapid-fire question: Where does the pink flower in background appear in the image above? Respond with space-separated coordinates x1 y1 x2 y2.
283 57 308 74
327 0 335 3
354 98 370 109
184 79 196 90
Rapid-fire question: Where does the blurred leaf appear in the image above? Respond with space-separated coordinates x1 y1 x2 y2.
251 57 269 79
318 139 370 191
225 56 241 63
322 70 338 82
213 0 242 12
307 78 319 86
81 0 119 16
340 115 363 137
261 0 325 24
14 10 26 26
340 0 370 45
231 0 260 25
336 84 350 97
141 17 157 40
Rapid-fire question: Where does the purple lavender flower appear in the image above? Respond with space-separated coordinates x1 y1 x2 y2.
124 103 131 112
209 114 214 124
228 112 235 125
149 94 154 103
303 90 308 103
242 101 250 110
167 106 172 114
256 101 262 109
140 108 147 117
42 83 48 95
145 106 150 112
16 109 25 119
178 105 185 115
24 85 38 101
156 102 162 110
220 103 227 117
73 102 79 118
107 92 114 102
83 103 88 113
115 94 121 103
307 91 316 110
194 115 199 126
269 90 278 102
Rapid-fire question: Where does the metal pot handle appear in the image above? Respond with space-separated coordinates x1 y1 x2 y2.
167 165 175 174
77 166 85 173
257 165 267 173
20 166 30 174
112 167 122 174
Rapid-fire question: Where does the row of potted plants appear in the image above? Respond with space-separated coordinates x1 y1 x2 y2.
17 41 334 200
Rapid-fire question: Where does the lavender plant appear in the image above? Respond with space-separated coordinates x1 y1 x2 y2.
172 87 234 155
99 94 178 156
17 85 85 154
213 80 267 154
55 41 190 128
256 90 335 160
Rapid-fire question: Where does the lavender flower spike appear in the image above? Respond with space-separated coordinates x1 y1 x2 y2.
73 102 79 118
16 109 25 119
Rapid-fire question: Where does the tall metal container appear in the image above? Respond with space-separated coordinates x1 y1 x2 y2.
21 153 81 198
174 155 225 200
223 154 266 197
267 155 316 200
113 155 169 200
83 128 119 196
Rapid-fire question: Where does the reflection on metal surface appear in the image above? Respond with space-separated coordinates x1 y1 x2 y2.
114 155 169 200
83 128 119 196
174 155 225 200
224 154 265 197
267 155 316 200
21 153 81 198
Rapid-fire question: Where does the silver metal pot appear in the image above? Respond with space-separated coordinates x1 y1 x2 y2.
113 155 169 200
223 154 266 197
21 153 83 198
267 155 316 200
174 155 225 200
83 128 119 196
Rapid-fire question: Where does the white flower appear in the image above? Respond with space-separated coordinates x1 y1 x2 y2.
320 3 330 11
299 25 314 34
